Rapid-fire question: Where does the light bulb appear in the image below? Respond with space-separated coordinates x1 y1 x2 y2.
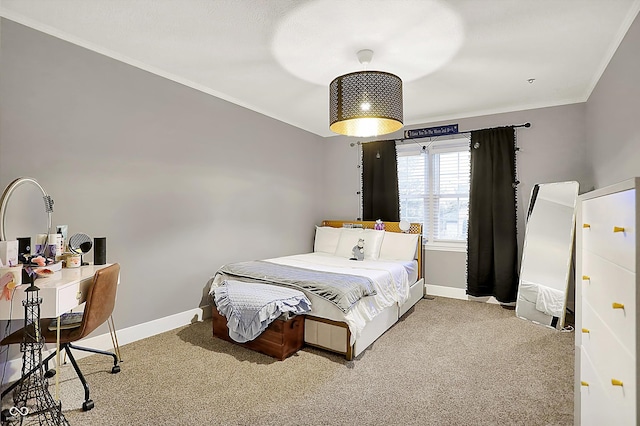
360 102 371 111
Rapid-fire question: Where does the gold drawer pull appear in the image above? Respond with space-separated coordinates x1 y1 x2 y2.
611 379 623 387
582 275 590 281
613 226 625 233
612 302 625 310
581 328 590 334
581 381 589 387
583 224 591 228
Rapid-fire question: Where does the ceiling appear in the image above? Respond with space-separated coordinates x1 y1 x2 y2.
1 0 639 138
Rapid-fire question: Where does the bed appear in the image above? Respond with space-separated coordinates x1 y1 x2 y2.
208 220 424 360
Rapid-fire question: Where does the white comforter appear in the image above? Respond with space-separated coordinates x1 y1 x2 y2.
210 252 411 343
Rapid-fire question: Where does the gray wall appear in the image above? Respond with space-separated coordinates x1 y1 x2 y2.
324 103 589 290
2 8 636 338
0 20 325 336
585 12 640 187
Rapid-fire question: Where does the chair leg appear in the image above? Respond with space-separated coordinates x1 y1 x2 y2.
107 315 122 362
67 343 120 373
63 346 94 411
1 349 59 401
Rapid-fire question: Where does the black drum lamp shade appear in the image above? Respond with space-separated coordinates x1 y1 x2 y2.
329 70 403 137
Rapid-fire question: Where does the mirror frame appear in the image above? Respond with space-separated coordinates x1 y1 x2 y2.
0 177 53 242
515 181 579 330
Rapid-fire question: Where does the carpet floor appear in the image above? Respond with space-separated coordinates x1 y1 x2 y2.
36 297 573 425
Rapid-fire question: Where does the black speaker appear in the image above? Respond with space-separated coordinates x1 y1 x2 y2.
17 237 31 256
94 237 107 265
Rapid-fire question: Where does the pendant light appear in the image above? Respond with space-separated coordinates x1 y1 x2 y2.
329 49 403 137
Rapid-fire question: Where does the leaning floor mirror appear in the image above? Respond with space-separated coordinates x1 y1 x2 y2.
515 181 579 330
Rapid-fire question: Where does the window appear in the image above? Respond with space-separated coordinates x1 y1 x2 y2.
396 137 470 249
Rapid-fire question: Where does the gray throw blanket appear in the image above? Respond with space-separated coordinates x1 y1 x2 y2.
218 260 376 313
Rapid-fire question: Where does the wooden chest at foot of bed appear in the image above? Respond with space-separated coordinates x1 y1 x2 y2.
211 306 305 360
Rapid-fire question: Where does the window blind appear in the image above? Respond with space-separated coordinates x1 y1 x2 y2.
397 138 470 245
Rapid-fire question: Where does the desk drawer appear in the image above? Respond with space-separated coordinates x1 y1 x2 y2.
57 277 92 314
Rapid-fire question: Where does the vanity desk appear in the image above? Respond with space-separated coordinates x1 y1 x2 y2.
0 265 109 321
0 264 121 401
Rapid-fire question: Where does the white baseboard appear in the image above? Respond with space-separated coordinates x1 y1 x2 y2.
425 284 502 305
1 307 204 386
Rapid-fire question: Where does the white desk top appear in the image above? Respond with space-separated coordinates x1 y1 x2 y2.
0 264 110 320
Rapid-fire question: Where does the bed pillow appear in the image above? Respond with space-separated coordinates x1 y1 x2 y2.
378 232 420 261
363 229 385 260
313 226 342 254
334 228 365 259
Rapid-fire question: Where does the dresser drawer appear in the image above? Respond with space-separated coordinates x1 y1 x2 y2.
581 302 635 408
581 188 636 272
580 348 611 426
580 347 635 425
581 252 635 353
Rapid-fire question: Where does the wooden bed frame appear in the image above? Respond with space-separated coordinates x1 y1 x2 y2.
303 220 424 360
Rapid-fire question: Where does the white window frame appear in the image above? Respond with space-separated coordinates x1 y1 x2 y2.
397 136 470 252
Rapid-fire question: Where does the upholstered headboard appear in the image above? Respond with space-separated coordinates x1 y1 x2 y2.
321 220 423 280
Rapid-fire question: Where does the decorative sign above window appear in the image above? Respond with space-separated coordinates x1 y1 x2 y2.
404 124 458 139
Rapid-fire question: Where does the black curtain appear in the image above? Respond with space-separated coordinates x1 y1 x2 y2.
362 140 400 221
466 127 519 303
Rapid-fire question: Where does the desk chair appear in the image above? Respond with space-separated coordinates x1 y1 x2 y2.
1 263 121 411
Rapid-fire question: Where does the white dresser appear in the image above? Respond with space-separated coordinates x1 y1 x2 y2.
575 178 639 425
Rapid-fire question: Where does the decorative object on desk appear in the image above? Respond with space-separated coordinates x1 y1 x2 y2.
0 264 22 284
34 268 55 279
34 234 47 255
24 254 59 269
29 255 47 267
68 233 92 266
45 233 61 259
374 219 385 231
66 254 81 268
17 236 31 261
0 270 18 300
56 225 68 252
17 252 62 284
0 240 19 267
94 237 107 265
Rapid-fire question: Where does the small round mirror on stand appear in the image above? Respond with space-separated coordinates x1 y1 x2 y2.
68 233 92 266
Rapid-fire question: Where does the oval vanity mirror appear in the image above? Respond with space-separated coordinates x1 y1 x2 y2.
515 181 579 330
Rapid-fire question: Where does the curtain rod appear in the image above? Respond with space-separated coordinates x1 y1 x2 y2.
460 122 531 133
463 122 531 133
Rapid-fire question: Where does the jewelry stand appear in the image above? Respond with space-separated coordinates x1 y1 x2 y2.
1 283 69 425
